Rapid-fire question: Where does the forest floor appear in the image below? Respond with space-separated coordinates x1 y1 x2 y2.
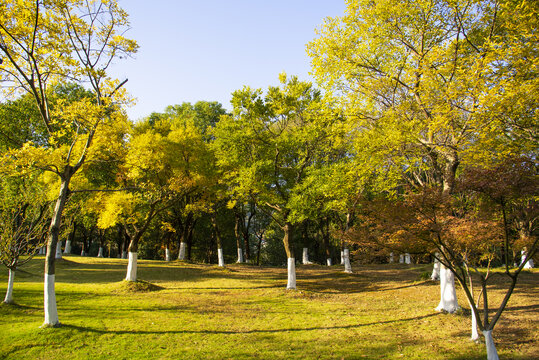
0 256 537 359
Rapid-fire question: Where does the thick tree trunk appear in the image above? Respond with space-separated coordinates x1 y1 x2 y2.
483 330 499 360
283 222 296 289
236 248 244 263
471 304 480 341
55 241 63 259
521 249 534 268
218 248 225 267
389 252 394 263
4 269 15 304
404 253 411 264
302 247 312 265
43 175 70 327
435 264 459 313
165 247 170 261
64 223 75 254
125 251 138 281
97 247 104 258
178 242 186 260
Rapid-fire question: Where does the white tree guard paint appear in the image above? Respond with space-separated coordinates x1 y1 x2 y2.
43 274 59 326
483 330 499 360
327 258 332 266
165 248 170 261
125 252 138 281
39 247 45 255
470 305 480 341
340 250 344 265
237 248 244 263
63 240 72 254
435 264 459 313
404 253 411 264
81 249 86 256
302 248 312 264
97 247 104 258
431 254 440 281
521 249 534 269
55 242 63 259
344 248 352 273
287 258 296 289
122 251 127 259
399 254 404 263
389 252 394 263
218 248 225 267
178 242 186 260
4 269 15 303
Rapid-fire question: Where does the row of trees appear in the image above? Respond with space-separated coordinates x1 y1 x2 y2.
1 0 537 358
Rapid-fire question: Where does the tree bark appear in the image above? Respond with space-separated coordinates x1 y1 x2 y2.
4 269 15 304
435 264 459 313
483 330 499 360
43 174 71 327
283 222 296 289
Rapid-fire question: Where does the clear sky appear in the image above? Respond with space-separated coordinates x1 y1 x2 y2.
109 1 347 120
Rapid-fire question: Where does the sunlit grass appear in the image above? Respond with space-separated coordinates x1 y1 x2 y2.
0 256 537 359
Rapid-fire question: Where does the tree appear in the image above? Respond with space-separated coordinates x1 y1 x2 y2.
0 170 49 304
308 1 538 357
212 74 337 289
0 0 137 326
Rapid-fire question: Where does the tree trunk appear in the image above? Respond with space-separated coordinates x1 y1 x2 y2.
64 222 75 254
389 252 394 263
43 175 70 327
483 330 499 360
211 214 225 267
97 247 104 258
302 247 312 265
283 222 296 289
343 247 352 273
125 233 139 281
431 253 440 281
471 303 480 342
234 212 243 263
404 253 411 264
4 269 15 304
55 241 63 259
178 242 186 260
435 264 459 313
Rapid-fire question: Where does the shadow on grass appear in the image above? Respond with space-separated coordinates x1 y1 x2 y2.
61 312 441 335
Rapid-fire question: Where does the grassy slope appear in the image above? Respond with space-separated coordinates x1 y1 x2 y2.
0 256 537 360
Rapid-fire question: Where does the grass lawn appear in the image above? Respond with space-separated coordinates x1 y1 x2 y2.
0 256 537 359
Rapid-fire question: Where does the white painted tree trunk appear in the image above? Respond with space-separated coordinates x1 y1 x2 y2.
81 249 86 256
471 305 480 342
55 242 63 259
125 252 138 281
217 248 225 267
97 247 104 258
326 258 332 266
389 252 394 263
43 274 59 326
4 269 15 304
63 240 72 254
165 248 170 261
178 242 186 260
431 254 440 281
435 264 459 313
302 248 312 264
344 248 352 273
236 247 244 263
483 330 499 360
404 253 411 264
39 247 45 255
122 251 127 259
340 250 344 264
287 258 296 289
521 249 534 269
399 254 404 263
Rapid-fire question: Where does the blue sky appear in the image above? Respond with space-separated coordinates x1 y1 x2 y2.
110 1 346 120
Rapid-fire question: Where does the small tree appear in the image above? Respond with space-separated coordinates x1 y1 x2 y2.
0 173 49 304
